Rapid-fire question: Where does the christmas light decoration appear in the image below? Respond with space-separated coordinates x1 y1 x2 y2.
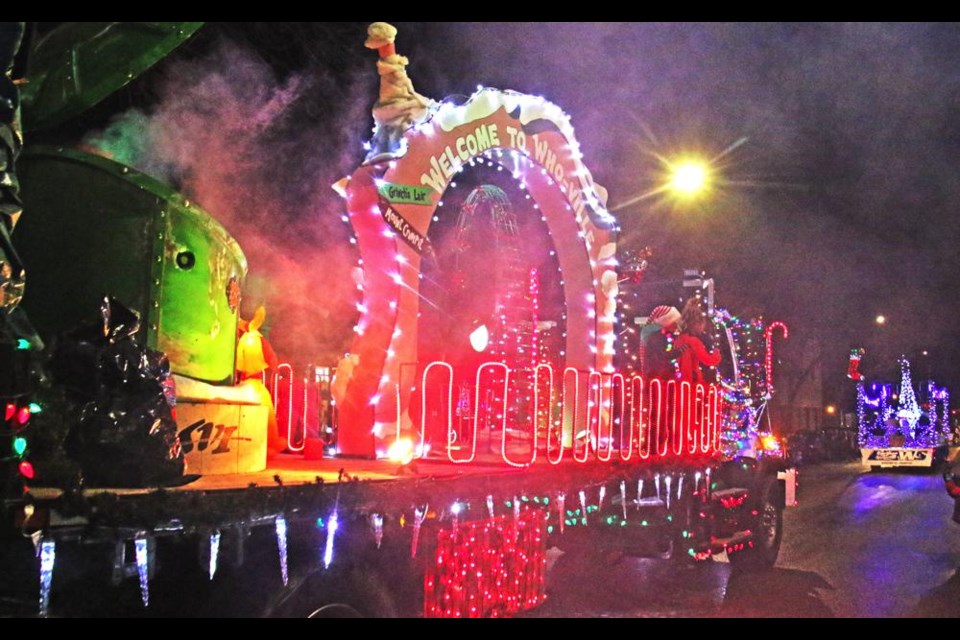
208 531 220 581
896 358 922 439
338 82 620 457
38 539 55 618
275 516 289 586
469 324 490 353
534 364 553 465
135 536 150 607
323 511 339 569
859 358 953 450
423 511 547 618
848 348 865 381
705 308 787 455
451 501 465 530
620 481 628 520
764 322 789 393
387 437 416 466
18 460 35 480
423 362 454 462
926 381 951 445
556 492 566 533
270 364 300 453
487 495 495 519
371 514 384 549
411 505 428 559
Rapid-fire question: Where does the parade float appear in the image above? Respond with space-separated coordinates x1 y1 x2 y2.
1 22 796 618
857 357 953 470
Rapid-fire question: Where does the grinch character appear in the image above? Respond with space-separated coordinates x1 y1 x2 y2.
237 306 287 455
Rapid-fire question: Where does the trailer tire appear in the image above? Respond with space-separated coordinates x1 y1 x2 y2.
728 478 783 573
266 565 399 618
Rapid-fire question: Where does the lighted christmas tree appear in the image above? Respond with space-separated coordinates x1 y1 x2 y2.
896 357 922 444
857 359 951 449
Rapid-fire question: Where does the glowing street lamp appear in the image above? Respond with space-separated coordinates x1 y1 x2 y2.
875 315 886 326
668 160 711 198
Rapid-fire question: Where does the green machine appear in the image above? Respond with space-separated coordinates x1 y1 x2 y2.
16 147 246 384
13 22 248 384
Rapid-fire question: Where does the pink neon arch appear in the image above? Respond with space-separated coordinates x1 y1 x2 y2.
336 90 618 458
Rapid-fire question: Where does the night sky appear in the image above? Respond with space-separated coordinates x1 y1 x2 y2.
29 22 960 403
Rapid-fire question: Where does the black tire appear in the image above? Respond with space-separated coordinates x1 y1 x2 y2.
266 565 399 618
728 478 783 573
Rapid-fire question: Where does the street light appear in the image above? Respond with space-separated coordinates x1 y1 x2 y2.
876 315 887 326
610 154 717 212
668 160 711 198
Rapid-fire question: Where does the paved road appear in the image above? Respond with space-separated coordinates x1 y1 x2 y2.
525 462 960 617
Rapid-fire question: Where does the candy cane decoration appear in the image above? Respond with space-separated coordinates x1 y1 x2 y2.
423 362 456 462
765 322 789 394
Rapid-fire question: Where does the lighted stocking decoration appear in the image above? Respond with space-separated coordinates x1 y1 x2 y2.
848 348 865 381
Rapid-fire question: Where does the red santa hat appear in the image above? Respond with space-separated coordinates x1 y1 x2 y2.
649 305 681 328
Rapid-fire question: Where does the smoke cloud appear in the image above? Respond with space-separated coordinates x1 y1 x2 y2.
85 40 375 366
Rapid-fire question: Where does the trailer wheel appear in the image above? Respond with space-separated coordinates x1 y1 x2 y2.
306 603 363 619
729 478 783 572
266 565 398 618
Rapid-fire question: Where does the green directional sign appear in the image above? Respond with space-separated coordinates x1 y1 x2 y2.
377 182 433 206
